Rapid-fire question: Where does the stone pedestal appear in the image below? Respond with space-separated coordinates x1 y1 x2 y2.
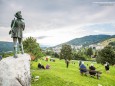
0 53 31 86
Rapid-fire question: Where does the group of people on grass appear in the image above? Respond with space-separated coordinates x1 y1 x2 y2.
79 60 110 79
38 62 50 70
79 61 101 79
37 59 110 79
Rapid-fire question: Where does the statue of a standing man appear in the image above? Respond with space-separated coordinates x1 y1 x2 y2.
9 11 25 58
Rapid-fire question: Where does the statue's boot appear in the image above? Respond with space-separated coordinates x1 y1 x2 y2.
19 44 24 54
14 46 18 58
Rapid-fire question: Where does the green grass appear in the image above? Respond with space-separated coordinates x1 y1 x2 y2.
31 59 115 86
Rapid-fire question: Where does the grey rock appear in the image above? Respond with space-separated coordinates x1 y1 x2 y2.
0 53 31 86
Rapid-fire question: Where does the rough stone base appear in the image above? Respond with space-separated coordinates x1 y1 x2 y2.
0 53 31 86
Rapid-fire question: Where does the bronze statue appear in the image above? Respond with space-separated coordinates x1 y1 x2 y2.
9 11 25 58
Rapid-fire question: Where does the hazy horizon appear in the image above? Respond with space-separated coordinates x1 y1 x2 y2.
1 0 115 46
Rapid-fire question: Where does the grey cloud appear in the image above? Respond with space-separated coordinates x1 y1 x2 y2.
37 36 50 39
0 0 115 45
1 0 115 31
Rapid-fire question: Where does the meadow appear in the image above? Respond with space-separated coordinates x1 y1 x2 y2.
31 58 115 86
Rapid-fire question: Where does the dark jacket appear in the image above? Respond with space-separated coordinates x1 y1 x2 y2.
38 63 42 69
80 64 87 73
89 66 96 75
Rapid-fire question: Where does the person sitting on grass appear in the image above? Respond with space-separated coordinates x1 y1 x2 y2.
41 65 45 69
38 62 42 69
89 64 96 76
0 56 2 61
38 62 45 69
89 64 102 79
46 64 50 69
79 62 87 75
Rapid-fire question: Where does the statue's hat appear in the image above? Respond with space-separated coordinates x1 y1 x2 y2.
15 11 24 19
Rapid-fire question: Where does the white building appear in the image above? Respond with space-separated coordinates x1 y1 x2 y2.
89 44 104 50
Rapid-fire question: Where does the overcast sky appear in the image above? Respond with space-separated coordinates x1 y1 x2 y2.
0 0 115 46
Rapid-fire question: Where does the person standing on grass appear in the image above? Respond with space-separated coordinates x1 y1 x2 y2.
66 59 69 68
104 62 110 73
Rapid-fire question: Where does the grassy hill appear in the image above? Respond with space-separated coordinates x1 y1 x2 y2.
100 38 115 47
66 35 115 46
31 59 115 86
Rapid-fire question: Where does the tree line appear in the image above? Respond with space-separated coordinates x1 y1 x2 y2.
24 36 114 65
2 37 114 65
59 44 115 65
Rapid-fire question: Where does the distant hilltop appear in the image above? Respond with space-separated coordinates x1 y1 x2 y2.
0 34 115 53
55 34 115 47
68 34 115 46
0 41 13 53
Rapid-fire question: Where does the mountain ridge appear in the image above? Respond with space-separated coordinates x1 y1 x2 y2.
0 34 115 52
55 34 115 47
0 41 13 53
